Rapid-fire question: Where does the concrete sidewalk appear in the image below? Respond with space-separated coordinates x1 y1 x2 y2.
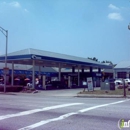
77 93 130 98
0 88 129 98
0 88 83 97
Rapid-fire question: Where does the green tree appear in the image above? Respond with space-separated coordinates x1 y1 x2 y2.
88 57 98 62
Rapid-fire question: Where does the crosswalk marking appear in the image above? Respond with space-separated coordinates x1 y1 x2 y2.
0 103 83 121
18 99 130 130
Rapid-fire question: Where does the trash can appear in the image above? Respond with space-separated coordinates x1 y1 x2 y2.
110 82 115 90
101 81 110 90
105 81 110 90
101 79 115 90
101 82 105 90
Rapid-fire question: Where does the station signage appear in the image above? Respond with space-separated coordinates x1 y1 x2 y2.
96 73 102 77
31 55 42 59
87 77 94 91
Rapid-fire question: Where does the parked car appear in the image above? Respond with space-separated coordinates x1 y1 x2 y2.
124 79 130 85
114 79 122 89
125 79 130 90
114 79 123 85
46 81 67 90
128 85 130 91
114 79 130 89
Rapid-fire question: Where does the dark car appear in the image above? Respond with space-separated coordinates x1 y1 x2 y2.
46 81 67 90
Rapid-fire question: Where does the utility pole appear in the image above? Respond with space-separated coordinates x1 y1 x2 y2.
123 79 126 97
0 26 8 93
128 23 130 30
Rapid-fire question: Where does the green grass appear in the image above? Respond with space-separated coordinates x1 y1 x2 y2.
78 88 130 95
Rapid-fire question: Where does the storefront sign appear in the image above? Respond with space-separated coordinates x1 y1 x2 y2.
31 55 42 59
96 73 102 77
87 77 94 91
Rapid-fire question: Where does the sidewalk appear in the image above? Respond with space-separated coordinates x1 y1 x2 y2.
77 93 130 98
0 88 83 97
0 88 130 98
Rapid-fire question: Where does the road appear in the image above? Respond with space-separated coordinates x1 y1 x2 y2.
0 89 130 130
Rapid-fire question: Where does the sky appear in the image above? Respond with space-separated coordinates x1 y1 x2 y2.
0 0 130 64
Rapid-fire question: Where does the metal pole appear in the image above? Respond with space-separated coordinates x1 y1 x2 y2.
4 30 8 93
32 60 35 89
39 66 41 75
6 31 8 68
59 63 61 81
11 62 14 86
0 27 8 93
78 66 80 86
123 79 126 97
128 23 130 30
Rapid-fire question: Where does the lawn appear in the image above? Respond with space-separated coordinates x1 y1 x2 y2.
78 88 130 95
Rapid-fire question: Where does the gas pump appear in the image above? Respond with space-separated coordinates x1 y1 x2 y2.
42 75 46 89
68 76 71 88
68 74 78 88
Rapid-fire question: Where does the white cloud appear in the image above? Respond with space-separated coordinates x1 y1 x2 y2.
1 1 21 8
0 1 29 13
108 4 119 10
108 13 123 21
2 2 6 4
9 1 21 8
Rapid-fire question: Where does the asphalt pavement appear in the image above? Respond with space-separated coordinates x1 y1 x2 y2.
0 89 130 130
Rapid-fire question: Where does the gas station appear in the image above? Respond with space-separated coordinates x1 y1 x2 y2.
0 48 112 91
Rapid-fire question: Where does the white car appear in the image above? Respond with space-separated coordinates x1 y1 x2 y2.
114 79 130 87
124 79 130 89
114 79 123 85
124 79 130 84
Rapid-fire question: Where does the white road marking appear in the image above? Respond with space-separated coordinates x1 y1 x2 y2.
0 103 83 120
18 99 130 130
79 99 128 113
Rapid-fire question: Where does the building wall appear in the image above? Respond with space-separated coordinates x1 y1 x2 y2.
114 69 130 79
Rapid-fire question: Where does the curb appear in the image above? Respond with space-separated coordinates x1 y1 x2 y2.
77 94 130 98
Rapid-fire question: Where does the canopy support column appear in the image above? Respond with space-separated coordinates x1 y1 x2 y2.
11 62 14 86
78 66 80 86
32 60 35 89
59 63 61 81
39 66 41 75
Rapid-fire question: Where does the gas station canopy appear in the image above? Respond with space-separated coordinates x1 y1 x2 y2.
0 48 112 69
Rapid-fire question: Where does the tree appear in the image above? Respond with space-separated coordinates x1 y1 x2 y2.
88 57 114 65
101 60 113 65
88 57 98 62
101 61 105 63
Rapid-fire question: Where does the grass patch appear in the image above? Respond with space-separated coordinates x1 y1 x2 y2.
78 89 130 95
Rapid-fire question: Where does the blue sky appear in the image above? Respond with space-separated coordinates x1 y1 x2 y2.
0 0 130 64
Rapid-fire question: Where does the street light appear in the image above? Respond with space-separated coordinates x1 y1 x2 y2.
124 23 130 97
0 26 8 93
128 23 130 30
